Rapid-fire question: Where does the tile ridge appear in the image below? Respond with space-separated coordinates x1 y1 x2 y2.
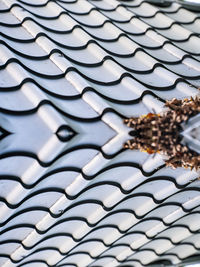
1 0 123 135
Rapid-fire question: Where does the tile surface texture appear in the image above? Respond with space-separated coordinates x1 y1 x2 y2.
0 0 200 266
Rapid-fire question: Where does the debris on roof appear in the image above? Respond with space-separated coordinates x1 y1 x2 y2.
124 97 200 170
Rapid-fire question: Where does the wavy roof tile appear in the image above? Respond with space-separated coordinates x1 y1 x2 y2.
0 0 200 266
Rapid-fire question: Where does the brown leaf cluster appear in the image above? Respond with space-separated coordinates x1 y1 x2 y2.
124 97 200 170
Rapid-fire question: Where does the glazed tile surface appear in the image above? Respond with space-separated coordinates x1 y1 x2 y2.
0 0 200 266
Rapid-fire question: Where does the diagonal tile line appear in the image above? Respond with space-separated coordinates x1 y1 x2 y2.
1 0 122 134
83 0 199 96
93 0 200 77
0 0 131 180
56 0 198 100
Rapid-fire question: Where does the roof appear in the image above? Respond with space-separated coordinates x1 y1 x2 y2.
0 0 200 266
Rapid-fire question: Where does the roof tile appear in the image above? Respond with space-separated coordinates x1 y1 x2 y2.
1 0 200 266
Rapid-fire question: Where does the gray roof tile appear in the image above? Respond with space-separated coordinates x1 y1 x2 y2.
173 35 200 54
1 0 200 266
184 19 200 34
166 7 198 23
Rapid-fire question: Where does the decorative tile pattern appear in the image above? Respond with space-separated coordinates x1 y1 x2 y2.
0 0 200 266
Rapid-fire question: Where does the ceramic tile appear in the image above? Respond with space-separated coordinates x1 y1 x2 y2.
57 42 107 65
117 0 143 7
127 250 158 265
101 8 132 22
142 239 173 255
0 64 22 88
141 12 174 28
97 36 139 56
144 46 183 63
114 19 149 35
69 10 107 26
173 36 200 54
165 61 200 78
58 0 94 14
15 1 63 18
88 0 117 11
132 66 179 88
165 244 197 259
0 35 48 57
30 14 77 32
71 58 125 84
82 21 122 40
0 0 8 10
0 24 34 40
183 19 200 34
157 24 191 41
18 0 49 5
129 31 166 48
166 7 197 23
41 27 91 48
0 11 21 24
126 2 159 17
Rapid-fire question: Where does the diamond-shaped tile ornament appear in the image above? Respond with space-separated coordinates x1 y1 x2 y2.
0 105 77 164
0 125 10 141
56 125 77 142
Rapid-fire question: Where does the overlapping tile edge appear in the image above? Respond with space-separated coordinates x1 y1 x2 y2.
0 0 200 266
